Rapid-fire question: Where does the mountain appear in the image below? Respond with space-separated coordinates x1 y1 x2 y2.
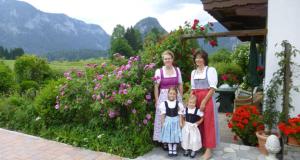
134 17 167 39
0 0 110 54
133 17 239 53
199 22 240 54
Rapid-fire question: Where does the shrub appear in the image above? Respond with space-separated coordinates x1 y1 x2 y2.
209 48 232 65
214 62 243 86
231 43 250 75
14 55 53 84
34 80 62 126
0 61 16 94
20 80 39 93
0 95 27 127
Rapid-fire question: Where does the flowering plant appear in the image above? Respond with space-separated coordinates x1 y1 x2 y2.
221 73 239 86
256 66 264 78
278 115 300 142
226 105 264 146
181 19 218 47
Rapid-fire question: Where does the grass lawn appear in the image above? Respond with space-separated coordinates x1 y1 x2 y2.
2 60 15 70
1 58 107 72
50 58 107 72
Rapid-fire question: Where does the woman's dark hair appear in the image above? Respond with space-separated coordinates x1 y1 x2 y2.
193 49 209 66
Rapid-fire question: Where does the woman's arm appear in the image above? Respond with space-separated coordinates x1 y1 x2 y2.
195 117 204 126
190 70 195 96
178 83 183 96
200 67 218 111
200 88 215 111
180 115 185 128
154 83 159 107
161 114 165 127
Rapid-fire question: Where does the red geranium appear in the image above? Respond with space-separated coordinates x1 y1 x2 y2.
221 73 239 86
226 105 264 146
256 66 265 78
278 115 300 142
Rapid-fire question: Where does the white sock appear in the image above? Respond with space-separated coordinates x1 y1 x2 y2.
168 143 172 153
172 144 177 152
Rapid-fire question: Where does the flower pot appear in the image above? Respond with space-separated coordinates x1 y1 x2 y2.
256 130 268 155
288 136 300 147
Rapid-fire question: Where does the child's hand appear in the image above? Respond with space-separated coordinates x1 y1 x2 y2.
192 123 198 127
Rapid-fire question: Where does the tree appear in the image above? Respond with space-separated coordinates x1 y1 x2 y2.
110 24 134 57
111 24 125 40
110 38 134 58
10 48 25 59
0 46 4 58
0 46 25 59
143 28 163 48
124 27 142 52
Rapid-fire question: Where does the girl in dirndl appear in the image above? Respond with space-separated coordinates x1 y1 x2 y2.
159 87 184 157
181 94 204 158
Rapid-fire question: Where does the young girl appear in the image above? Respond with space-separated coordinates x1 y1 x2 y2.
181 94 204 158
159 87 184 157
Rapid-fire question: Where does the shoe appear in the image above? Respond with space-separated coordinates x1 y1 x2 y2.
190 151 196 158
183 150 189 156
172 151 178 156
168 150 173 157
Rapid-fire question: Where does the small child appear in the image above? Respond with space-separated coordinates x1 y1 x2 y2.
181 94 204 158
159 87 184 157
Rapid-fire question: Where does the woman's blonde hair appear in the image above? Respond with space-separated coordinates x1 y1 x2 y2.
161 50 175 59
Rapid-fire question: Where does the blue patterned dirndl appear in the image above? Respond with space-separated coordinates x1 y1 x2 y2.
160 116 182 143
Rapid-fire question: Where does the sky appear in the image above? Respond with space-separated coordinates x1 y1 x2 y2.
19 0 216 35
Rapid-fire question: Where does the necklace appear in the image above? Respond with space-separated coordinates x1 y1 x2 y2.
165 66 173 70
197 66 205 73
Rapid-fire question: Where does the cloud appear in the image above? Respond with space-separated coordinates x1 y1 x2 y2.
19 0 215 34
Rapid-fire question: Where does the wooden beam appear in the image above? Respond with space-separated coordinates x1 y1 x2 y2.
180 29 267 41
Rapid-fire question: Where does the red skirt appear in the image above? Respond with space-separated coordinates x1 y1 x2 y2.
192 89 216 148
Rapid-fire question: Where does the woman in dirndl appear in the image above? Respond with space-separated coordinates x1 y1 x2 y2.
153 50 183 149
191 50 220 160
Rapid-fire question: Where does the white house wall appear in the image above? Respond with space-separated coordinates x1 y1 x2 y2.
266 0 300 117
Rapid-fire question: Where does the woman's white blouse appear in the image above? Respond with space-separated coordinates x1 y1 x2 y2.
154 66 183 84
191 66 218 89
159 100 185 115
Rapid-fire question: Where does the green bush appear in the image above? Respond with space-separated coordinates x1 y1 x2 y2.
14 55 53 84
34 80 63 126
0 61 16 94
37 125 153 158
209 48 232 65
0 95 28 126
231 43 250 75
215 62 243 86
33 58 155 157
20 80 39 93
